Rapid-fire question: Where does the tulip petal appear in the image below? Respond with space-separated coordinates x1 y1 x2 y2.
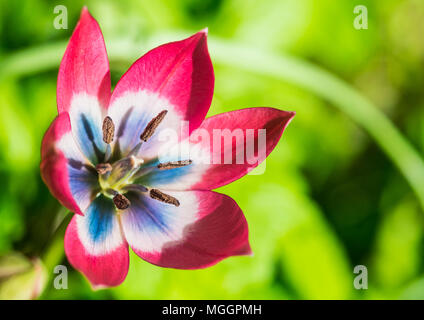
57 8 109 164
41 113 98 215
64 195 129 288
137 107 295 190
107 30 214 158
121 190 250 269
57 7 110 114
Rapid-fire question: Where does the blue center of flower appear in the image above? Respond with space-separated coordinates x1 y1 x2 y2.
94 111 191 210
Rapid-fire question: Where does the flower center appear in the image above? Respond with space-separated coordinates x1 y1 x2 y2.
94 111 192 211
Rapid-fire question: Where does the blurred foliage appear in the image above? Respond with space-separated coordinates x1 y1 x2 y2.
0 253 46 299
1 0 424 299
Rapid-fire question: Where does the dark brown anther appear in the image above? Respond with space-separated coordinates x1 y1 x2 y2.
96 163 112 175
150 189 180 207
140 110 168 142
102 116 115 144
157 160 193 170
113 194 131 210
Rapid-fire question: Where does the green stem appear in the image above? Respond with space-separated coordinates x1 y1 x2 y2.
41 209 71 279
36 209 71 299
2 32 424 209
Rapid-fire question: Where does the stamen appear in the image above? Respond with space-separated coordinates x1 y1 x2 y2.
95 163 112 175
157 160 193 170
105 188 118 196
140 110 168 142
127 142 142 157
130 165 155 180
121 184 148 193
149 189 180 207
113 193 131 210
102 116 115 144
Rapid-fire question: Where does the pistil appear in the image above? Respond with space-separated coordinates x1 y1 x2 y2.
108 156 143 188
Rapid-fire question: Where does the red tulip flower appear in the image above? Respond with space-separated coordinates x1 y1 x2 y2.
41 8 295 288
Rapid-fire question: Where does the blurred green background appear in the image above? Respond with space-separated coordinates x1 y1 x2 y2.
1 0 424 299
